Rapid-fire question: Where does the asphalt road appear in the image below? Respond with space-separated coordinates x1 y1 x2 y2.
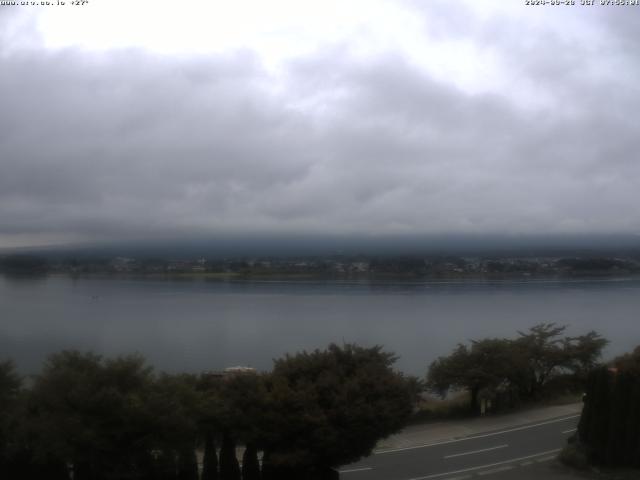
339 414 580 480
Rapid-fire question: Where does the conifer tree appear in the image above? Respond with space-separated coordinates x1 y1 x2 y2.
219 430 240 480
177 446 198 480
241 443 261 480
201 432 219 480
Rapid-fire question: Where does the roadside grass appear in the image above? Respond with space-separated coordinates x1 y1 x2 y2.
559 443 589 470
540 392 583 406
586 469 640 480
409 391 471 423
409 389 583 425
559 441 639 480
557 458 640 480
526 460 640 480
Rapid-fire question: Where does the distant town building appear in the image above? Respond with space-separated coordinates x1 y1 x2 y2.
224 366 257 374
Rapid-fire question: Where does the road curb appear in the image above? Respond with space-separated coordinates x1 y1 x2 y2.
374 403 583 453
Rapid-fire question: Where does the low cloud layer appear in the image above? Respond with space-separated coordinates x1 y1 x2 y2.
1 2 640 247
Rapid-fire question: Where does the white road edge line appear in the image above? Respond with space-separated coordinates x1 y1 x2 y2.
405 448 561 480
536 455 557 463
376 415 579 455
444 444 508 459
339 467 373 474
478 465 513 476
562 428 577 434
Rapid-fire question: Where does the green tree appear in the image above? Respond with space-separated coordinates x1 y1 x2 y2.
576 354 640 468
176 446 198 480
613 345 640 374
514 324 607 398
196 373 226 480
427 338 517 413
514 323 573 398
28 351 160 479
219 430 240 480
148 373 201 449
427 324 608 411
241 443 260 480
0 360 22 476
217 372 269 447
563 331 609 381
216 372 268 479
201 432 218 480
261 343 415 474
0 255 48 274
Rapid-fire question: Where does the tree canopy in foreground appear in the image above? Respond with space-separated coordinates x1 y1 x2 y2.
427 323 608 413
0 343 416 480
261 344 415 472
574 345 640 469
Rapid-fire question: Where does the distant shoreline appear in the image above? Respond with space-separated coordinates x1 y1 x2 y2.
4 253 640 280
5 271 640 284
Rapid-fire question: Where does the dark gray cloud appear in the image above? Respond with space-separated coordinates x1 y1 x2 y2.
1 3 640 247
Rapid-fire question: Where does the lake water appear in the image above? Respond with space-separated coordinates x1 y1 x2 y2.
1 275 639 375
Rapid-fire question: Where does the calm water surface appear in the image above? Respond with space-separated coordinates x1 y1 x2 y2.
1 275 639 375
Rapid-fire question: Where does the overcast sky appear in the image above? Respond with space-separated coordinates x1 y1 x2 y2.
1 0 639 248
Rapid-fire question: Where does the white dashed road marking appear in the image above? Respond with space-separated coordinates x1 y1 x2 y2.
444 444 508 459
406 449 561 480
376 415 579 455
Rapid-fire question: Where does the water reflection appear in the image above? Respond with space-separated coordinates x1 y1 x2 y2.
1 274 639 375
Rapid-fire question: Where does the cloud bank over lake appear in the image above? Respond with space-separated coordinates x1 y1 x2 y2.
1 1 639 247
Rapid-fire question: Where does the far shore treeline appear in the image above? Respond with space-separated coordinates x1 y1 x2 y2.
0 325 629 480
3 252 640 278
